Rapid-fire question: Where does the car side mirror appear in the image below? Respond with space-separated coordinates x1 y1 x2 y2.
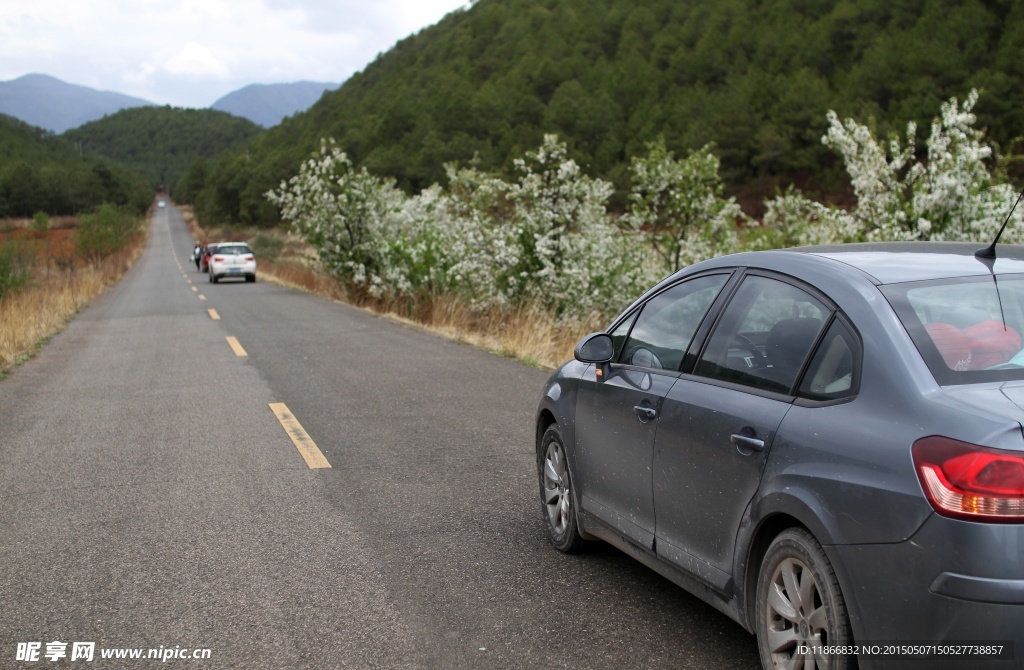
575 333 615 381
574 332 614 363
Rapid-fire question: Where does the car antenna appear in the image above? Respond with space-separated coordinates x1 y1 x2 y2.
976 187 1024 259
973 191 1024 330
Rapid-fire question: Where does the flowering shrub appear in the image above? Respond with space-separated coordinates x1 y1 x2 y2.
268 91 1021 333
270 135 651 319
628 140 747 272
500 135 651 316
763 90 1023 245
266 140 402 293
439 137 655 318
758 186 859 247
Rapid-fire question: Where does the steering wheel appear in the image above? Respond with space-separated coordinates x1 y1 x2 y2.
626 346 664 370
733 334 767 367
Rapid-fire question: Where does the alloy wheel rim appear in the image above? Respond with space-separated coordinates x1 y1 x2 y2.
765 557 830 669
542 442 570 535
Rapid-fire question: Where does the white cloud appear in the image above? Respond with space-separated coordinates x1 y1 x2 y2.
164 43 232 79
0 0 468 107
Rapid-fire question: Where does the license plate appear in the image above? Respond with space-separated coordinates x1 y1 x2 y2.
229 268 241 274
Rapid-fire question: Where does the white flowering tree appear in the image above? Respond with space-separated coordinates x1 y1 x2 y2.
506 135 644 313
266 140 403 292
758 186 859 247
445 136 651 319
375 184 458 298
628 140 746 274
267 136 651 320
763 90 1023 245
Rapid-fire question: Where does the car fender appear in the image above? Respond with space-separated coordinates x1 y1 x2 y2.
730 485 857 634
535 360 594 535
733 489 876 639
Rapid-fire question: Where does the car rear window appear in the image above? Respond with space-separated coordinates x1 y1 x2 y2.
882 274 1024 384
218 245 252 255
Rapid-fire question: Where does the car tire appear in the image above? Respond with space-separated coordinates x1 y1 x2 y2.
756 528 854 670
246 274 255 283
537 424 585 553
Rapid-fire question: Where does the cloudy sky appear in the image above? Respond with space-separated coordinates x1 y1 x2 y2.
0 0 468 108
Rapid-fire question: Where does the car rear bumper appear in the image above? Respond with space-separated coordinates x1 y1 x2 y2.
930 572 1024 604
829 515 1024 669
209 262 256 278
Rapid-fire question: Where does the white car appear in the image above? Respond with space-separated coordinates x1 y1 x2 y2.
208 242 256 283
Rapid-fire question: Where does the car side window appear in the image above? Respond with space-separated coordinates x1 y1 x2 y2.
618 274 727 371
609 312 638 362
695 275 829 393
798 318 859 401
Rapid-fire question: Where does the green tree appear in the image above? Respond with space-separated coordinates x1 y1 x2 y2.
0 240 31 299
74 204 141 267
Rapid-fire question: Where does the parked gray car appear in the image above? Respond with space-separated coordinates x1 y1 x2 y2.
536 242 1024 670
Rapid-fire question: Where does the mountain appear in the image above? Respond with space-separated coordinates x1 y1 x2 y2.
211 82 338 128
62 107 262 192
0 74 154 134
0 75 335 135
187 0 1024 227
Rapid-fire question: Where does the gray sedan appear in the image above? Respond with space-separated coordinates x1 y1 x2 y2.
536 242 1024 670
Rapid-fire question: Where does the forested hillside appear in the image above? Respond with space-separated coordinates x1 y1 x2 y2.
186 0 1024 226
62 107 262 194
0 114 152 217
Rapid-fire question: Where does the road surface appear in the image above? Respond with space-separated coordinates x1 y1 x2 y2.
0 205 760 668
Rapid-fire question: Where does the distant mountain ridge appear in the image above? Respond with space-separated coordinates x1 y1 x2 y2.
0 74 336 133
211 82 338 128
0 74 153 134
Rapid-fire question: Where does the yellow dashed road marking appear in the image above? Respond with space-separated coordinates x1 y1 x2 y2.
208 309 220 320
192 286 198 292
225 336 247 357
198 295 206 301
269 403 332 469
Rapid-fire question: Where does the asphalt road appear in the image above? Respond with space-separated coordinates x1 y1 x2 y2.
0 205 760 668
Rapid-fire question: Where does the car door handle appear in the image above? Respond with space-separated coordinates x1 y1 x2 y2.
730 433 765 452
634 405 657 421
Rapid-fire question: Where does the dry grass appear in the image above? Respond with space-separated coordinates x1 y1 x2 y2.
372 294 593 369
260 258 592 369
0 227 146 377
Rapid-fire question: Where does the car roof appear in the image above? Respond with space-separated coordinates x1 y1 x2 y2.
786 242 1024 284
625 242 1024 323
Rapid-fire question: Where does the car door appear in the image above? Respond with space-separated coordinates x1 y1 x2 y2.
575 273 730 550
652 273 831 589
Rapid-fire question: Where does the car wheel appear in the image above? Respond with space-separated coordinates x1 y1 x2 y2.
246 274 255 283
756 528 853 670
538 424 585 553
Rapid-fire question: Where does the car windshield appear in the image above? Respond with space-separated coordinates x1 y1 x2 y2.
218 245 251 255
882 273 1024 384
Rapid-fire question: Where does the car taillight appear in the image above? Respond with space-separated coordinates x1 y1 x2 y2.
244 255 254 261
213 256 224 262
913 436 1024 522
